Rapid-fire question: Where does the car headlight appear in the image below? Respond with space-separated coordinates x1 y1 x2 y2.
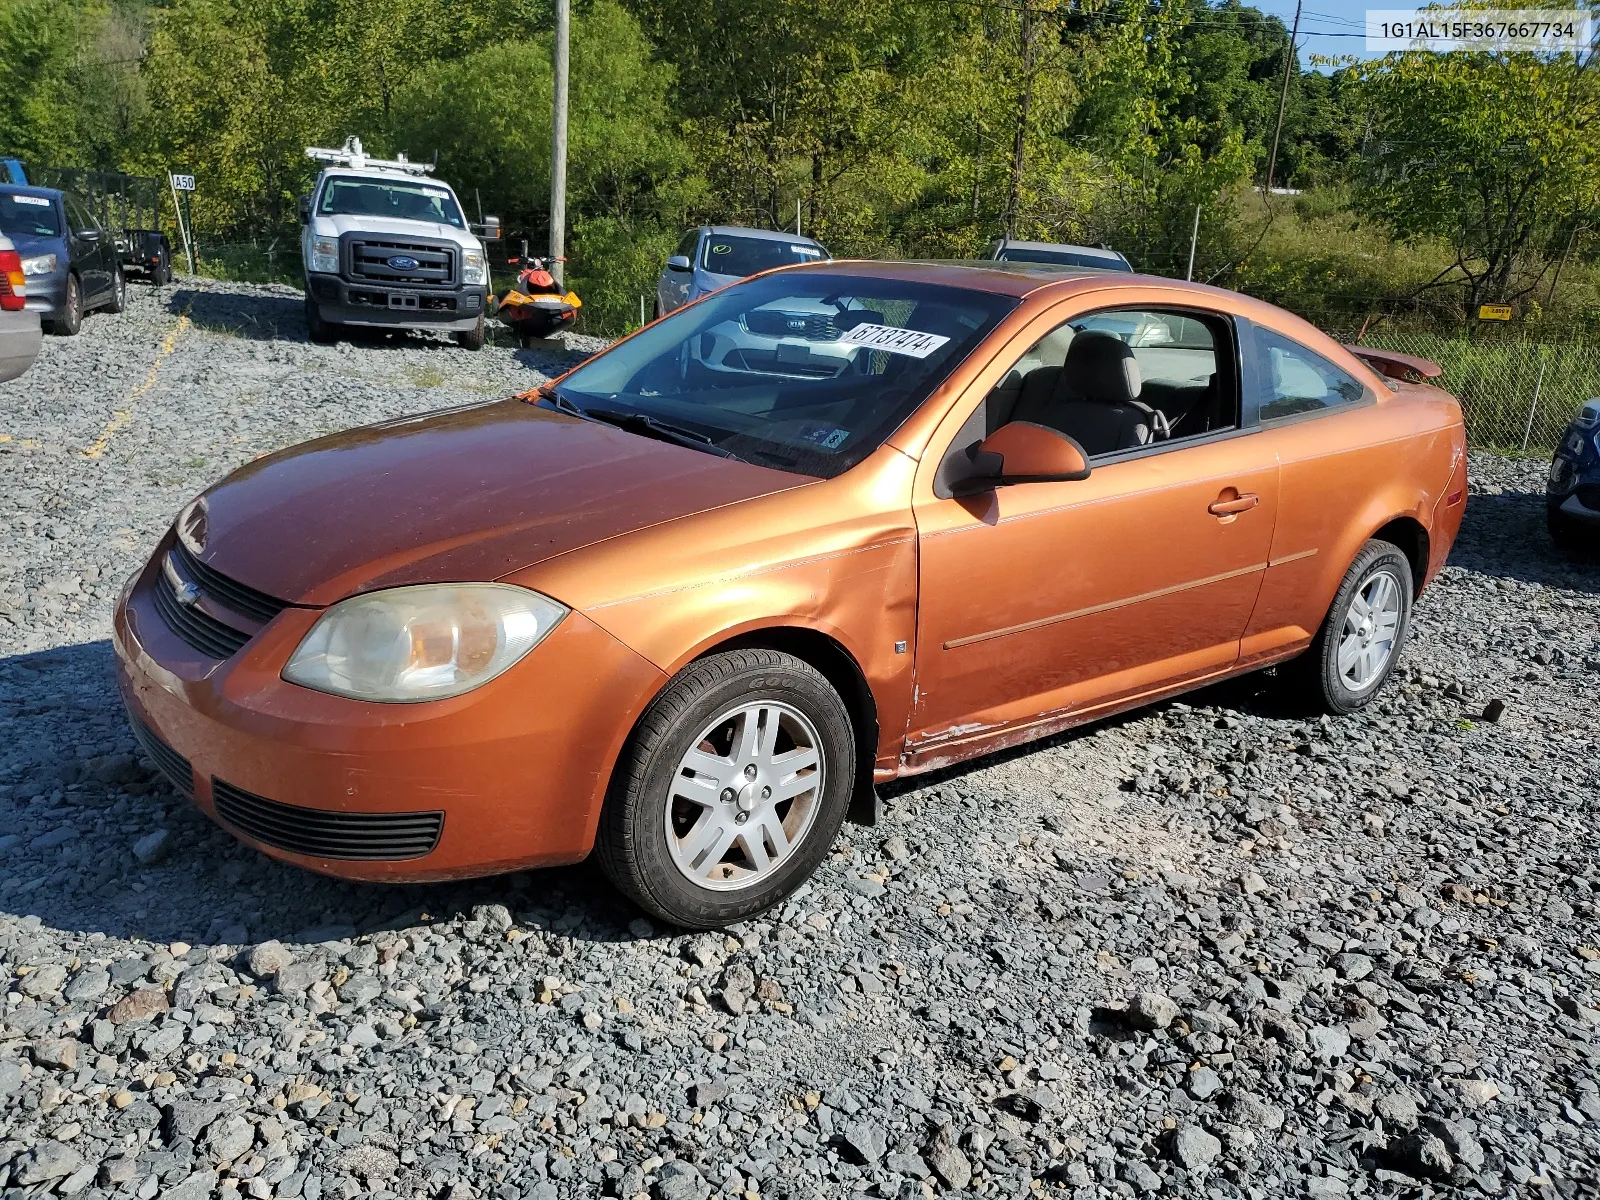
21 254 56 276
282 583 566 702
462 251 486 286
308 237 339 274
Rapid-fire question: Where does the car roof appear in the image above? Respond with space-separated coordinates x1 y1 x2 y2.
703 225 825 247
770 258 1173 297
996 238 1127 259
319 169 453 187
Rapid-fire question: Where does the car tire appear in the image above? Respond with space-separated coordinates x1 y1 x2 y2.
597 649 855 930
104 266 126 314
455 314 486 351
46 273 83 336
304 296 339 344
1293 539 1414 715
1548 504 1586 551
157 255 173 286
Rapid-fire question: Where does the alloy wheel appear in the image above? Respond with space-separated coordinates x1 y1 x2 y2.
1337 567 1403 692
665 700 825 891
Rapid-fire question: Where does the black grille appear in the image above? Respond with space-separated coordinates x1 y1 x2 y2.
153 564 251 658
743 310 839 340
170 541 289 624
348 239 454 287
212 780 444 860
129 717 194 798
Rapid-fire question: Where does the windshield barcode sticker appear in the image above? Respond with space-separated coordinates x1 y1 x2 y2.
12 195 49 206
838 324 950 358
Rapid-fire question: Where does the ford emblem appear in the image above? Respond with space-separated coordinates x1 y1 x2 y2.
387 255 420 271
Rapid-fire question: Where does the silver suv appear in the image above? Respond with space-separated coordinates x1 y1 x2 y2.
655 226 828 319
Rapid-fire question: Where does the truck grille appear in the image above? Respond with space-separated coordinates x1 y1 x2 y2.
212 779 445 860
152 541 292 659
348 239 455 287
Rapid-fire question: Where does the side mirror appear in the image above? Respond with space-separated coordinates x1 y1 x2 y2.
477 215 501 239
971 421 1090 485
77 228 101 242
666 254 692 272
297 195 310 224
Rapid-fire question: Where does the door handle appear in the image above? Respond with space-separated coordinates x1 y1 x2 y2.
1208 492 1260 517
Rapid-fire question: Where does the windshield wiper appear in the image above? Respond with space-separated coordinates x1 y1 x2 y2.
536 384 588 419
584 408 743 460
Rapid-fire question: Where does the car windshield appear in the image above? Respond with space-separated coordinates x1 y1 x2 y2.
998 247 1129 271
701 235 827 277
0 192 61 238
553 272 1017 478
318 178 465 228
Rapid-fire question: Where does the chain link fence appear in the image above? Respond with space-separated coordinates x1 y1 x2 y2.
1348 331 1598 451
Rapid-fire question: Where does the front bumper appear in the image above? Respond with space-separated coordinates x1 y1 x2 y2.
113 545 666 882
1548 434 1600 526
0 309 41 382
305 272 485 332
21 268 66 320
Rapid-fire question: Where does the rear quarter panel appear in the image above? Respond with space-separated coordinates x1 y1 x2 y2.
1241 381 1465 662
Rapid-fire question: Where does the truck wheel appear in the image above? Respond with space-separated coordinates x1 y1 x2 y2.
104 266 127 314
304 296 339 344
455 315 486 351
155 257 172 286
596 649 855 930
46 274 83 336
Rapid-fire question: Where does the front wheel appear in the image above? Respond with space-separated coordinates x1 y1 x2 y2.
597 649 855 929
104 265 126 314
47 273 83 336
455 314 486 351
1293 539 1414 714
304 295 339 344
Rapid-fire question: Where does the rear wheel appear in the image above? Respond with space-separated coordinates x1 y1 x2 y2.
1292 540 1414 714
46 273 82 336
104 265 126 314
154 256 172 286
304 295 339 344
455 314 486 351
597 649 855 929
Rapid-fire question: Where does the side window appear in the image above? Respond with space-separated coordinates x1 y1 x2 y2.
63 196 88 233
675 229 700 259
991 308 1238 458
1255 328 1365 420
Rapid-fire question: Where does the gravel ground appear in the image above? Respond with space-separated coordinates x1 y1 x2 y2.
2 278 1599 1200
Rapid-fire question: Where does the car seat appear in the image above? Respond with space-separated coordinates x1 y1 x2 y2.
1012 330 1165 455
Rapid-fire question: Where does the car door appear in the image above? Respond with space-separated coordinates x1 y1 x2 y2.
63 195 109 303
904 302 1280 768
658 229 700 315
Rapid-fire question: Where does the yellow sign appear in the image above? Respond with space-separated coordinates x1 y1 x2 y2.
1478 304 1513 320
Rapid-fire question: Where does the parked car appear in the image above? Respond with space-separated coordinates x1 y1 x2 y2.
0 185 126 335
300 138 499 350
115 262 1466 928
987 237 1133 272
1548 398 1600 549
0 231 42 381
655 225 828 318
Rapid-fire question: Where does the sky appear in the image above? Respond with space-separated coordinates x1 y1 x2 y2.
1248 0 1385 70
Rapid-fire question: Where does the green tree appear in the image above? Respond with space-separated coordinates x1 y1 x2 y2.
1354 45 1600 321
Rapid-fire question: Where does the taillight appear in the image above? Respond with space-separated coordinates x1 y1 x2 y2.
0 249 23 311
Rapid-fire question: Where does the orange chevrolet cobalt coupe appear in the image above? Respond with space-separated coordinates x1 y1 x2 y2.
115 263 1466 928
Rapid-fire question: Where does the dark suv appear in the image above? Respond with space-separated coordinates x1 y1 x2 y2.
1548 399 1600 549
0 185 125 335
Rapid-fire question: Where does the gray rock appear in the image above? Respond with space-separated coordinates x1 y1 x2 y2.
64 966 110 1003
923 1124 972 1190
14 1142 83 1184
133 828 171 865
333 1144 398 1181
1186 1066 1223 1100
247 941 294 978
158 1170 218 1200
653 1159 708 1200
843 1119 887 1164
1127 991 1180 1030
1170 1124 1221 1171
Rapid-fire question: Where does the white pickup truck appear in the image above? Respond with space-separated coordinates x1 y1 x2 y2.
299 138 499 350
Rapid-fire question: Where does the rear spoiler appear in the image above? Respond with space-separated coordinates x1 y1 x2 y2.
1344 345 1443 383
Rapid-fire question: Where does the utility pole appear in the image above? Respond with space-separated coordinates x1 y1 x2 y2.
1265 0 1302 195
549 0 570 287
1186 203 1201 281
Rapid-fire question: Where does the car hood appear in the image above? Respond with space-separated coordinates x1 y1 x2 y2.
5 230 65 259
192 399 810 607
315 213 479 248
